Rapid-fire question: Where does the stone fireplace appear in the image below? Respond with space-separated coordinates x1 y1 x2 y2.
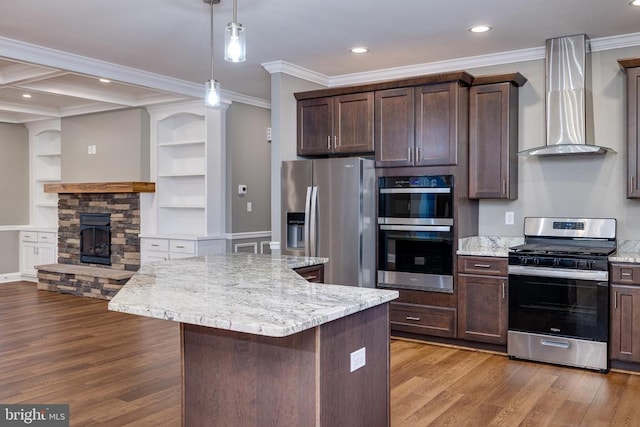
37 182 155 299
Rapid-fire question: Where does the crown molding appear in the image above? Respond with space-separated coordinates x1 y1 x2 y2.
591 31 640 52
222 90 271 109
261 61 329 86
270 32 640 89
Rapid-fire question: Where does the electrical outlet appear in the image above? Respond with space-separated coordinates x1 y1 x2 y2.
238 184 247 195
505 211 515 225
266 127 272 142
350 347 366 372
87 145 97 155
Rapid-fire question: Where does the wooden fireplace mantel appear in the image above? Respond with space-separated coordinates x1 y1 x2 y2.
44 182 155 194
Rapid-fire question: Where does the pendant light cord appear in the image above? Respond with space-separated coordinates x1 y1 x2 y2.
232 0 237 23
210 0 214 80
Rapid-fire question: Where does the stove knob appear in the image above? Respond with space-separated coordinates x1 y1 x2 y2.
553 259 561 267
519 256 528 265
586 260 594 270
533 258 540 266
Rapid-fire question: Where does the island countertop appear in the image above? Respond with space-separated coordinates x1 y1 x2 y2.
108 253 398 337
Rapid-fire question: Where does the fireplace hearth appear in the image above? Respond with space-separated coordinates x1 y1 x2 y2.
80 213 111 265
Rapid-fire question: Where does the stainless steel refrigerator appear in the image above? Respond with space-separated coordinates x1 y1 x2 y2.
281 157 375 287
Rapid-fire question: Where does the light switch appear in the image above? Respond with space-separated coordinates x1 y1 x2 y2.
247 202 252 212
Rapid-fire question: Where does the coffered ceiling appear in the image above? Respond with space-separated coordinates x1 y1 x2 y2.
0 0 639 123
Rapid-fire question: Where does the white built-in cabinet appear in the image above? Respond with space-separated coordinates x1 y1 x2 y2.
19 230 56 278
142 101 227 264
27 120 61 229
156 111 207 234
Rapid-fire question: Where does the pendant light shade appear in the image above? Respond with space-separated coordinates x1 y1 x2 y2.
204 0 221 107
224 0 246 62
205 79 221 107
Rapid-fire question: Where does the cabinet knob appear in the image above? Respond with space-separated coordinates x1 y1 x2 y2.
405 316 421 321
473 263 492 268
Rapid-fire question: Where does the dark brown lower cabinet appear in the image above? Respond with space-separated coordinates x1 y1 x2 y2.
389 289 457 338
610 284 640 363
610 263 640 364
457 256 508 345
294 264 324 283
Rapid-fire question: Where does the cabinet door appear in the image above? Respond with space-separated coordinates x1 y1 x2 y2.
294 265 324 283
458 274 507 344
38 243 56 265
414 83 458 166
21 242 39 277
469 83 518 199
374 87 414 167
297 97 333 156
333 92 374 154
610 285 640 362
627 68 640 198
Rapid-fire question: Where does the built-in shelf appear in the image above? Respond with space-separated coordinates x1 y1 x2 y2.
158 140 205 147
29 124 61 229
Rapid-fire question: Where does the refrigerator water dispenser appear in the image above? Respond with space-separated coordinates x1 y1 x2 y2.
286 212 305 249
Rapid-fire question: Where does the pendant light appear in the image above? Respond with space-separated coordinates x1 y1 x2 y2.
224 0 246 62
205 0 221 107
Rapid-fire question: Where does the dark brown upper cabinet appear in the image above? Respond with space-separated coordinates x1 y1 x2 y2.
619 58 640 198
296 92 374 156
374 87 414 167
296 72 472 162
374 76 472 167
468 73 527 199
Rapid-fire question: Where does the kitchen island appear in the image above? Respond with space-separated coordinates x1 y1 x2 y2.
108 253 398 427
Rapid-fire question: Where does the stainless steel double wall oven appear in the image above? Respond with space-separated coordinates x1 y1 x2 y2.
377 175 454 293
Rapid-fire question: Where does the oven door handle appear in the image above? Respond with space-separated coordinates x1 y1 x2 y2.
379 188 451 194
378 217 453 226
507 265 608 281
379 225 452 232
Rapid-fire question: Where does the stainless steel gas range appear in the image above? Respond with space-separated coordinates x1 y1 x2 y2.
507 217 617 372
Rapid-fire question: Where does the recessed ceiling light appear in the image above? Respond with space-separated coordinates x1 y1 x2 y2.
22 94 32 99
630 0 640 6
99 78 111 83
469 25 492 33
350 47 369 54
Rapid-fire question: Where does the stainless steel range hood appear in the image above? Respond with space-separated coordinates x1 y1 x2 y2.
519 34 615 157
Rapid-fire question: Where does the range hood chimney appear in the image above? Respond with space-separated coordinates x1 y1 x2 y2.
519 34 615 156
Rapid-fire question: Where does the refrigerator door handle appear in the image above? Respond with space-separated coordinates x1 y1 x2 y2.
309 186 318 257
304 186 312 257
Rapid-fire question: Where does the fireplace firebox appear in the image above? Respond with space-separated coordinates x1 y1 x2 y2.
80 213 111 265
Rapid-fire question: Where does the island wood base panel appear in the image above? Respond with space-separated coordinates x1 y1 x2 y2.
181 303 390 427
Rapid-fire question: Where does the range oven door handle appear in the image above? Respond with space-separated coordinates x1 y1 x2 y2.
379 225 452 232
507 265 608 282
378 217 453 226
541 339 570 349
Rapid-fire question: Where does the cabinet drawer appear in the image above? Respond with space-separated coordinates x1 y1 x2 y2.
141 238 169 252
458 256 507 276
611 264 640 285
20 231 38 242
37 232 55 243
390 302 456 338
170 239 196 254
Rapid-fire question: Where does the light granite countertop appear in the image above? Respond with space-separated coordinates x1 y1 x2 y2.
108 253 398 338
457 236 524 258
610 240 640 263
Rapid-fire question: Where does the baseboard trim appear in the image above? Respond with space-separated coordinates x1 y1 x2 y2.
0 272 27 283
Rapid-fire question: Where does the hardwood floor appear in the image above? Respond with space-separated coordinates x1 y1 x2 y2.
2 281 640 426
